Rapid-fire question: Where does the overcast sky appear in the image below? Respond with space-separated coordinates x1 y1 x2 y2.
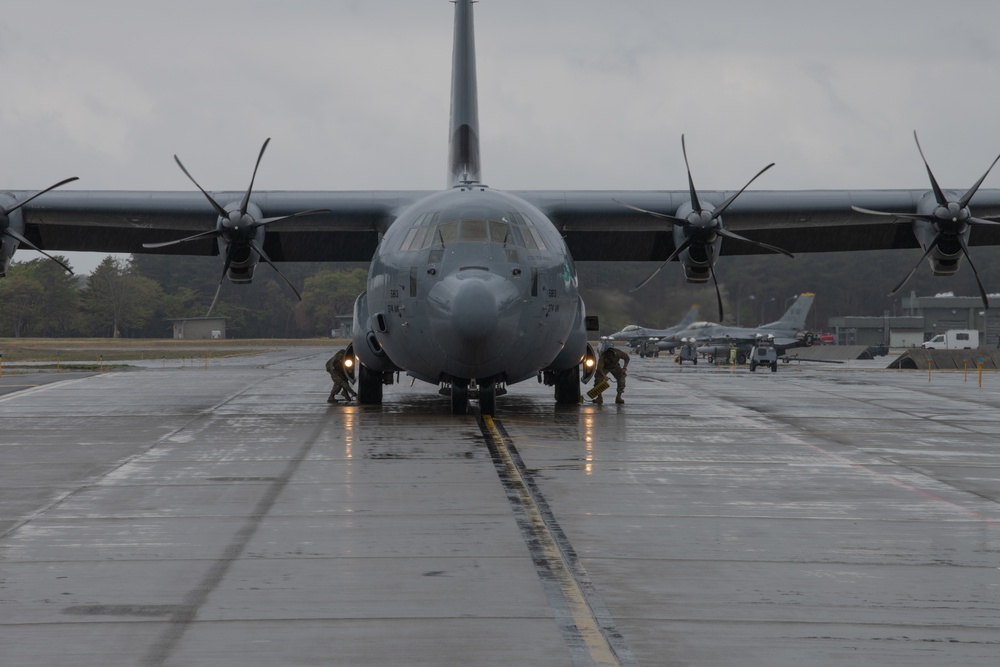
3 0 1000 272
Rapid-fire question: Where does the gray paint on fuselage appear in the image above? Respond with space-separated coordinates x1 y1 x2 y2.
365 185 580 386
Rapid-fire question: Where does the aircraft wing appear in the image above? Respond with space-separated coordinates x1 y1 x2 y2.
19 187 1000 264
521 189 1000 261
20 190 433 262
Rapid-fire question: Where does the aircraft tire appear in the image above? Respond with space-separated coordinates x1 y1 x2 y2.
479 380 496 416
554 366 581 405
358 363 383 405
749 361 757 372
451 382 469 415
770 362 778 372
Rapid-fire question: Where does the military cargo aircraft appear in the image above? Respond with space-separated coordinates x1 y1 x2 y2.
662 293 816 363
3 2 1000 415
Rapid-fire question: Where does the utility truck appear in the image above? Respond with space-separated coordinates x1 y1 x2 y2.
921 329 979 350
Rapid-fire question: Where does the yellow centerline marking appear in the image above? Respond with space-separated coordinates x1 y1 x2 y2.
483 415 621 666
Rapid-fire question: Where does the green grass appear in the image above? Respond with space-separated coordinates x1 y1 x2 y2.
0 338 347 363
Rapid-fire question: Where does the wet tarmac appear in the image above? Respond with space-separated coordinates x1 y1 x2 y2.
1 349 999 666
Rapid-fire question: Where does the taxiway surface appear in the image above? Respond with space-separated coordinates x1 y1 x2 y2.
1 349 998 666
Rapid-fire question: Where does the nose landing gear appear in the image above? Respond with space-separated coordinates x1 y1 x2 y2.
442 377 502 415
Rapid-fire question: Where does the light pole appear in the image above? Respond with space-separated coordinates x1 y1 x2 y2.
738 294 755 327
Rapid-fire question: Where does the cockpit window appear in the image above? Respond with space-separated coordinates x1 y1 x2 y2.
397 207 548 251
490 221 509 245
437 220 459 244
398 212 438 251
461 219 489 242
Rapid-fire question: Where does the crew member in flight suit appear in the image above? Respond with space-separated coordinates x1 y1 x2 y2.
594 345 630 404
326 349 358 403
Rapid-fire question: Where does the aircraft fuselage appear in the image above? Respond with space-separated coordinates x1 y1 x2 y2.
360 184 582 387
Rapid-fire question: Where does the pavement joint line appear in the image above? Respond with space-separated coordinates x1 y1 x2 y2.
141 389 330 667
0 374 282 542
481 414 636 667
0 373 95 404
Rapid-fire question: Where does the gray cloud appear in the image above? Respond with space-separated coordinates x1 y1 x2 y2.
3 0 1000 271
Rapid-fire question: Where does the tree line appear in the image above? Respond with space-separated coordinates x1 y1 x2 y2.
3 245 1000 338
0 255 366 338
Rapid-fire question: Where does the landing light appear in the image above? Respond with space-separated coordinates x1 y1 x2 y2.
584 357 596 369
344 357 354 369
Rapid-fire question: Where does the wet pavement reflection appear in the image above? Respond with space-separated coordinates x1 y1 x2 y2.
1 348 999 665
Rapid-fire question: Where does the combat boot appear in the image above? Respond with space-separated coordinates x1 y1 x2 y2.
615 392 624 404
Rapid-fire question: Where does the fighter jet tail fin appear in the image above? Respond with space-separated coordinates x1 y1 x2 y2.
447 0 481 186
765 293 814 330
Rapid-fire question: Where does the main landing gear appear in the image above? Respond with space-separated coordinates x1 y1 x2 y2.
553 365 581 405
357 363 395 405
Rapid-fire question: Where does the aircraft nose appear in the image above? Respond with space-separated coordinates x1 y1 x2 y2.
427 269 520 372
451 277 498 341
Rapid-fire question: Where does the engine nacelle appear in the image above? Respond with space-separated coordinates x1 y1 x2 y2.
673 219 721 284
0 198 24 276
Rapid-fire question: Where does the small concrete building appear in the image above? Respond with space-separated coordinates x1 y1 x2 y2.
169 317 227 340
828 315 924 348
902 293 996 348
331 315 353 338
828 293 997 350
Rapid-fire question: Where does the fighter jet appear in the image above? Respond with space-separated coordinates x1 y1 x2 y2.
661 293 816 363
6 3 1000 415
608 305 701 347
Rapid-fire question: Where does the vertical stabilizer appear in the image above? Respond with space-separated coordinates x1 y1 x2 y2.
448 0 481 186
764 293 815 330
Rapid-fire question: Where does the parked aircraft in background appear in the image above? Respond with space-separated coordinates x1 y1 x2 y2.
662 293 816 363
609 305 700 346
4 2 1000 414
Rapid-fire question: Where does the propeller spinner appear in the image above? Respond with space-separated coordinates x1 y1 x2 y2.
851 131 1000 309
1 177 79 274
614 135 791 321
143 138 330 316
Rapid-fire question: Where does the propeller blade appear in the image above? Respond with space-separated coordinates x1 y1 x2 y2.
913 131 949 207
174 155 229 218
969 217 1000 227
142 228 222 249
2 228 73 274
611 199 686 226
851 205 934 223
958 235 989 309
959 151 1000 209
251 208 333 229
630 237 693 292
888 235 940 296
239 138 271 216
2 177 80 216
681 134 702 213
249 239 302 301
707 257 724 322
206 246 237 317
716 228 793 258
708 162 775 220
206 283 224 318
